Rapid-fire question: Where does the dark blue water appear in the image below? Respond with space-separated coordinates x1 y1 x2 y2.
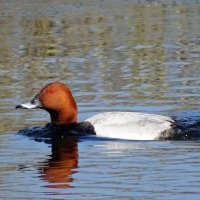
1 133 200 200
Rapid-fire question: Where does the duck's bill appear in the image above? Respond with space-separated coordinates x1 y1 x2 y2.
16 102 39 109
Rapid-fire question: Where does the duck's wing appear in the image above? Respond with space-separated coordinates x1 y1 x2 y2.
85 112 175 140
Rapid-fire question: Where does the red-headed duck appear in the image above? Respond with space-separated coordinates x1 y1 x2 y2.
16 82 176 140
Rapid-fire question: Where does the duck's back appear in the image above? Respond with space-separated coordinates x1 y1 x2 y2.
85 112 175 140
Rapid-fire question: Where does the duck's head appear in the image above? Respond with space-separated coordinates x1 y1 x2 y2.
16 82 77 125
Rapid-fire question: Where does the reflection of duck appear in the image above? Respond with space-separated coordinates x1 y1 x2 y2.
39 135 78 188
16 81 176 140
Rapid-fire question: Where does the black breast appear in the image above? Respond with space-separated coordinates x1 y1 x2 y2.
49 121 96 136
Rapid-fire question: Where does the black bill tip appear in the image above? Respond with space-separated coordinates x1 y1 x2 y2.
16 105 26 109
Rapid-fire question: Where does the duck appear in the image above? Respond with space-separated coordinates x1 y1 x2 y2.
16 81 177 140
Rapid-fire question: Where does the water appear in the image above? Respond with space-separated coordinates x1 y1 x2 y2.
1 0 200 199
1 134 200 200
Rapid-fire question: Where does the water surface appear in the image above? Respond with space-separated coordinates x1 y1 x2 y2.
1 1 200 199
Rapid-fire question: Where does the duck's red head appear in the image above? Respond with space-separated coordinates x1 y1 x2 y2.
16 82 77 125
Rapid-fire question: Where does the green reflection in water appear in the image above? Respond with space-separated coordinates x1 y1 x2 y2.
0 1 200 133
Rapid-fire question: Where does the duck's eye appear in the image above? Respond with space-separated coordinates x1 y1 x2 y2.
31 98 37 104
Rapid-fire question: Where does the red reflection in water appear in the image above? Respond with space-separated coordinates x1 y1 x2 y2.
39 135 78 189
